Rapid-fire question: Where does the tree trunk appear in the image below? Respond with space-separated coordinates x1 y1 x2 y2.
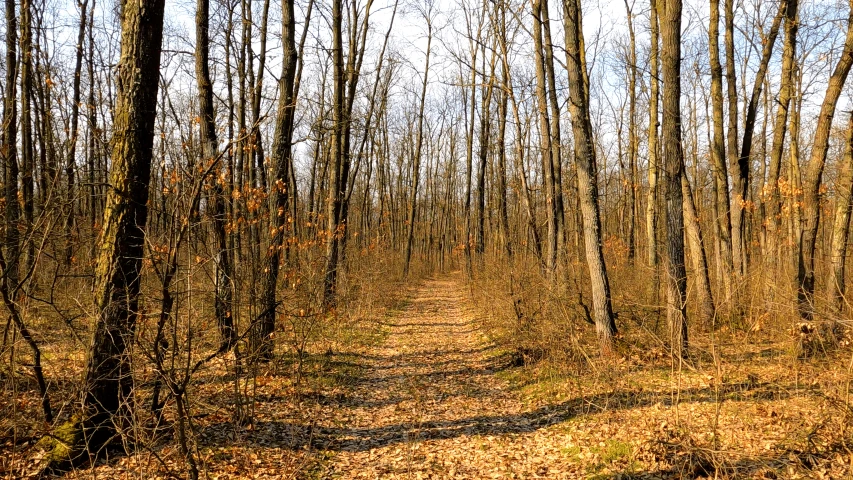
196 0 236 353
532 0 558 280
724 0 745 277
682 173 715 327
322 0 345 305
708 0 734 298
476 51 496 259
20 0 34 276
64 0 90 265
2 0 19 291
765 0 798 280
797 0 853 320
660 0 689 356
40 0 166 470
86 0 98 229
496 75 512 258
540 0 565 265
403 17 432 278
254 0 298 357
731 2 784 276
828 113 853 313
562 0 617 354
624 0 638 263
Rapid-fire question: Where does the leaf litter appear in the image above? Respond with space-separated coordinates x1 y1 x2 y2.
4 274 853 479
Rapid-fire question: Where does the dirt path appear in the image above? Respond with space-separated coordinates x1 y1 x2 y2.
323 273 578 479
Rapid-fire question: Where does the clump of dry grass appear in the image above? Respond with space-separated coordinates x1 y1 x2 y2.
466 251 853 478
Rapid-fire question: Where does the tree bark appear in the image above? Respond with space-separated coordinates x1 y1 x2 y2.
563 0 617 354
682 173 715 327
402 15 432 278
322 0 345 304
828 113 853 313
646 0 660 271
731 2 784 276
2 0 19 291
64 0 90 265
708 0 734 297
20 0 34 276
532 0 558 280
196 0 236 353
765 0 798 268
724 0 744 276
40 0 166 470
254 0 298 357
624 0 638 263
660 0 689 356
797 0 853 320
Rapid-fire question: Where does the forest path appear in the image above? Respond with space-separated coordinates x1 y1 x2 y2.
323 273 578 479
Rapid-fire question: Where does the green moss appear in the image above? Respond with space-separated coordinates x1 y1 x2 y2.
35 416 84 473
598 440 632 463
560 445 581 461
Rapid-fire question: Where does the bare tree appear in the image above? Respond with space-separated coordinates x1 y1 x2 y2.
708 0 733 297
660 0 688 356
797 0 853 320
403 0 434 278
196 0 236 352
646 0 660 270
828 113 853 313
562 0 617 354
40 0 166 469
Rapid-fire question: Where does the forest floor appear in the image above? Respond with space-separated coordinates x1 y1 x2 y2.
4 272 853 479
309 274 853 479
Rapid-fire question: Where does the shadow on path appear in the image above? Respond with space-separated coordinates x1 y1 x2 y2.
199 380 805 452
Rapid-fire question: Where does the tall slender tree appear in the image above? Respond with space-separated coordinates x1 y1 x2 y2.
660 0 688 356
708 0 733 297
196 0 236 353
563 0 617 354
2 0 19 291
765 0 798 266
798 0 853 319
828 114 853 313
254 0 299 357
403 1 434 278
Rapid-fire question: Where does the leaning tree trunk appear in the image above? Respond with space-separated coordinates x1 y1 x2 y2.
660 0 689 357
828 113 853 313
765 0 798 306
732 2 784 274
562 0 617 354
797 0 853 320
39 0 166 471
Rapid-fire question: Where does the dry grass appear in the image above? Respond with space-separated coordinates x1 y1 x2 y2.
468 251 853 479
